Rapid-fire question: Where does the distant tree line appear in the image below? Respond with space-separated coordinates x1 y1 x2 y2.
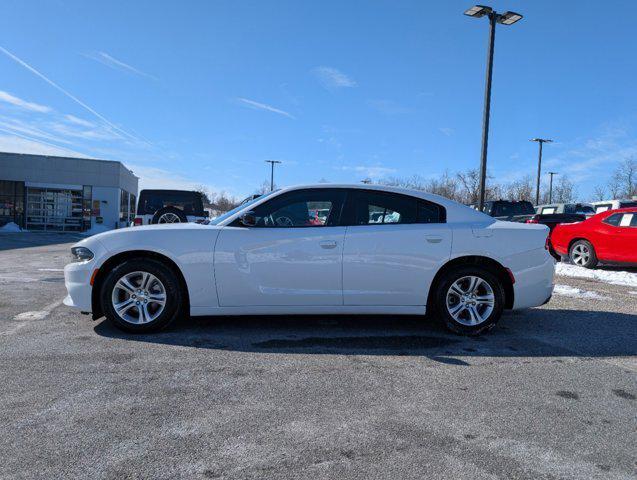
593 158 637 201
379 169 576 205
195 158 636 213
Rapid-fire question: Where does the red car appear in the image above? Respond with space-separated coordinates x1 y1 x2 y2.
551 208 637 268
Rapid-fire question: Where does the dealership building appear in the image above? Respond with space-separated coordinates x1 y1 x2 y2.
0 152 138 232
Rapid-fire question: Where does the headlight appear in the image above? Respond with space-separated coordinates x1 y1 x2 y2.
71 246 94 262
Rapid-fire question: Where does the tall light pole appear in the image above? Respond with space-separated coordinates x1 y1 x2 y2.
265 160 281 191
547 171 558 204
464 6 523 211
530 138 553 205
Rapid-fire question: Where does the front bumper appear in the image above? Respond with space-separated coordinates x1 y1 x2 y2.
64 260 95 311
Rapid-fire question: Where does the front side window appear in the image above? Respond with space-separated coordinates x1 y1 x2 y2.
350 190 445 225
250 189 345 227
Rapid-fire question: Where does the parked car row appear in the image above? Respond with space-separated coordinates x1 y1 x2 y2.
475 199 636 268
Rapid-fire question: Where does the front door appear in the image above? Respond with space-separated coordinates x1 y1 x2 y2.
342 189 451 306
214 189 347 306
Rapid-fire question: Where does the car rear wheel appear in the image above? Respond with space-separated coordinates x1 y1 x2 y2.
101 259 183 333
569 240 598 269
434 266 505 335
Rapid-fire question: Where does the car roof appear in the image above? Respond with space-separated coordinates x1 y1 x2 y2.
218 183 491 225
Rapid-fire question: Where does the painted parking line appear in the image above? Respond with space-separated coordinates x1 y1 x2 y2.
2 298 65 336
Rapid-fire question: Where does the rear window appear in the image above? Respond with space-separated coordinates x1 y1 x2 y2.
564 204 595 214
491 202 535 217
137 190 204 216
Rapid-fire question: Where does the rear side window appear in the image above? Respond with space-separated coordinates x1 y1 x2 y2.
603 213 622 226
541 207 557 214
349 190 445 225
595 204 612 213
619 201 637 209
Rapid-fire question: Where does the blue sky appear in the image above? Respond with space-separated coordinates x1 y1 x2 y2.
1 0 636 199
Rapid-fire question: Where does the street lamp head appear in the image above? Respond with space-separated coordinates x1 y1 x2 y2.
530 138 553 143
497 11 523 25
464 5 493 18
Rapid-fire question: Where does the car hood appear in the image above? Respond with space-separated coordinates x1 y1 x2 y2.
72 223 220 250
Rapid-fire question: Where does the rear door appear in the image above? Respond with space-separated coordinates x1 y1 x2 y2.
342 190 451 306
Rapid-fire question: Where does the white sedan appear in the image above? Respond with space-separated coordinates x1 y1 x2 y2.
64 184 554 335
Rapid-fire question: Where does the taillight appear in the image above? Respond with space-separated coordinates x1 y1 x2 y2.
526 216 539 224
133 217 142 226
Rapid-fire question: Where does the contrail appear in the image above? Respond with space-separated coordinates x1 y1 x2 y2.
0 46 144 144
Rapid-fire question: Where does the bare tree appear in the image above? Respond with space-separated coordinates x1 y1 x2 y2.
592 185 606 201
609 158 637 198
503 176 534 202
551 175 576 203
255 180 274 195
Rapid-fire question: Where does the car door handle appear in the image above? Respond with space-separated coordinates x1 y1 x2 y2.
425 235 443 244
319 240 338 249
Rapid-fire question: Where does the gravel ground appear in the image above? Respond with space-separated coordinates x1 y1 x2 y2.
1 233 635 480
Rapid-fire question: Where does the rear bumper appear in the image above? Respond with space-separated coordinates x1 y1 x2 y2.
511 249 555 310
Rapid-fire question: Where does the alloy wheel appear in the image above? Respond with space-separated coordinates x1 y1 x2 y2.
446 275 495 326
571 244 590 266
111 271 167 324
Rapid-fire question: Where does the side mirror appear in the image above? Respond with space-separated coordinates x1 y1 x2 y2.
240 211 257 227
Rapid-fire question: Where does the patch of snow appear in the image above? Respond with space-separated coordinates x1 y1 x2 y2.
0 222 22 232
555 262 637 288
553 284 609 300
629 291 637 296
38 268 64 272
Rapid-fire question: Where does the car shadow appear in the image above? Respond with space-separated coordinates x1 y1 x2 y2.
93 308 637 362
0 232 86 251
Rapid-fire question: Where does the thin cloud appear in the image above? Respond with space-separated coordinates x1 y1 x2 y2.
313 66 357 89
367 99 410 115
64 114 95 128
236 98 295 119
0 130 89 158
439 127 454 137
0 46 144 144
340 165 397 179
0 91 52 113
85 51 158 80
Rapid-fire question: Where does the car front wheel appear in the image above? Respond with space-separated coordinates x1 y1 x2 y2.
101 259 183 333
434 266 505 335
569 240 598 269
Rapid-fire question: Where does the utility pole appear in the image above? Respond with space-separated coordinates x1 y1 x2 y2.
464 5 523 211
548 171 558 203
530 138 553 205
265 160 281 192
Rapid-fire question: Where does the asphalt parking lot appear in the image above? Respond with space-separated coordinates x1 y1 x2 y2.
1 233 635 480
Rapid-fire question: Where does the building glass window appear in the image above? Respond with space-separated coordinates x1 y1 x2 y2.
129 193 136 222
82 185 92 231
0 180 25 228
120 190 129 223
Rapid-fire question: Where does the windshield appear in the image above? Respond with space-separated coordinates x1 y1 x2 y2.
208 191 276 225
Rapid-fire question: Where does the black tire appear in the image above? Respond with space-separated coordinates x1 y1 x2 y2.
433 266 505 336
152 206 187 224
101 258 183 333
569 239 598 269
